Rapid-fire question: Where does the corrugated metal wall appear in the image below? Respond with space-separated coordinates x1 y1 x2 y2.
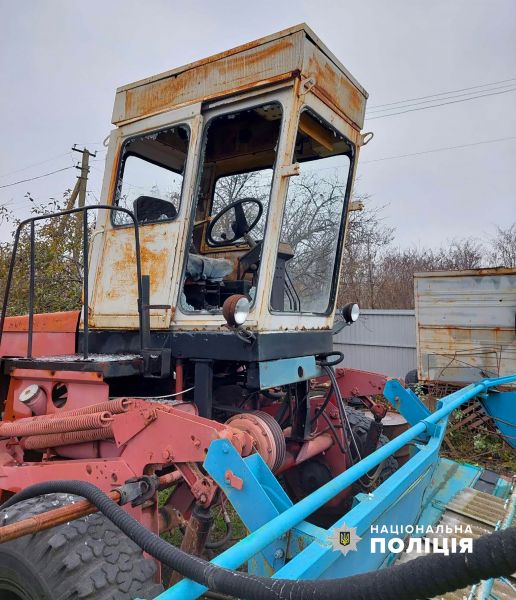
334 309 416 378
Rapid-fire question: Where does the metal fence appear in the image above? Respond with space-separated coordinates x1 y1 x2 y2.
334 309 416 379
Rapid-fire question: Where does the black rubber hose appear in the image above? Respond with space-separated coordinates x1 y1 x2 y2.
205 520 232 550
310 383 333 426
316 351 344 367
2 480 516 600
323 364 360 465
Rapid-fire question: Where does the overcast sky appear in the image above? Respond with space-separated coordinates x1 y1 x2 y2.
1 0 515 248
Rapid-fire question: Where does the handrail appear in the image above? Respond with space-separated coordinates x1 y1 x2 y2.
0 205 144 358
165 374 516 599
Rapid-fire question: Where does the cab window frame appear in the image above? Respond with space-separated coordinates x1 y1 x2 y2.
179 99 285 314
111 122 191 228
269 107 356 316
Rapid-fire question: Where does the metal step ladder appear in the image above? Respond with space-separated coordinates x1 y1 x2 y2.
397 487 516 600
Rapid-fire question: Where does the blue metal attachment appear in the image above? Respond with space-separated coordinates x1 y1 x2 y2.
248 356 322 389
155 374 516 600
204 440 292 574
383 379 430 426
479 389 516 448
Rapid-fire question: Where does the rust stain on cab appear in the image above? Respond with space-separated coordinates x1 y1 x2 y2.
106 229 169 299
308 55 365 129
125 37 296 121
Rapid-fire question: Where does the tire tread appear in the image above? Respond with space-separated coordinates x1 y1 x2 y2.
0 494 163 600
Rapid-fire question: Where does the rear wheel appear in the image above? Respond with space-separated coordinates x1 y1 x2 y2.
0 494 164 600
404 368 419 388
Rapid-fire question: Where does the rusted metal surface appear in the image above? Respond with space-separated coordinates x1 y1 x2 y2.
87 102 202 332
158 470 184 489
113 24 367 129
0 489 121 544
332 367 390 398
87 26 366 333
0 410 112 438
0 391 258 527
276 432 334 473
168 504 213 586
174 462 218 507
415 268 516 387
175 358 184 400
46 397 131 417
304 40 366 130
158 504 186 534
89 221 177 329
0 470 183 544
0 310 80 357
5 367 109 421
21 425 115 450
1 311 80 333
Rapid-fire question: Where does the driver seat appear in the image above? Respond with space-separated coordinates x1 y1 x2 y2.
186 254 232 282
133 196 177 222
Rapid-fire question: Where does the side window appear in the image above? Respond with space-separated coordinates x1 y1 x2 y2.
113 124 189 225
272 111 353 313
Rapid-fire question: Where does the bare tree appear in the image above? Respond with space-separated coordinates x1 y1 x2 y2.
210 171 271 242
435 238 484 271
341 232 486 309
279 172 349 308
2 168 510 317
339 200 394 308
488 224 516 267
375 247 438 309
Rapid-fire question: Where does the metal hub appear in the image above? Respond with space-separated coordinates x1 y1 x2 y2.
225 410 286 472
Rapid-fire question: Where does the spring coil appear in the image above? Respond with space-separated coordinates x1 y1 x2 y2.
22 425 114 450
0 411 113 438
47 398 132 418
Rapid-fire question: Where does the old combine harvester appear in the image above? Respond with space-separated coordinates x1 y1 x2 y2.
0 25 515 600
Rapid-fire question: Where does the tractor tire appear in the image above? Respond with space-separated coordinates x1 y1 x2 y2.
345 406 398 484
0 493 164 600
404 369 428 395
290 406 399 528
404 369 419 386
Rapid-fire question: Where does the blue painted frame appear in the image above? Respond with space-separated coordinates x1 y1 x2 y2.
479 389 516 448
251 356 323 389
155 374 516 600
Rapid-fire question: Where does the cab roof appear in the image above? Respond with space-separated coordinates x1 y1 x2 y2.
112 24 368 130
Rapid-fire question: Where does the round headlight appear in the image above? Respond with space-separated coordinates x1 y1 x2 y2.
223 294 250 327
342 302 360 323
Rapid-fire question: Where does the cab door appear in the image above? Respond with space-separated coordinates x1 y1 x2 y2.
87 104 202 330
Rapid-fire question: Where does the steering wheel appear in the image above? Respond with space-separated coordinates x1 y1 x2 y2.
207 197 263 247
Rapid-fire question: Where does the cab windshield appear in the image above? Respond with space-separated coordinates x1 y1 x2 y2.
271 110 354 314
180 102 282 312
